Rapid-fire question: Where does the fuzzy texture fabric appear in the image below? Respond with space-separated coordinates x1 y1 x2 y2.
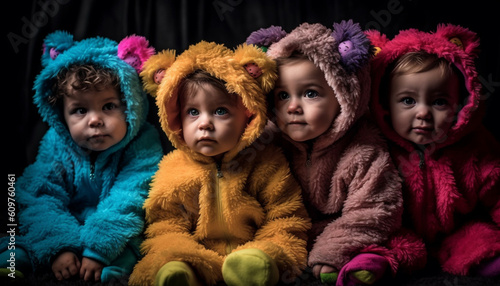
0 31 163 272
129 42 311 286
368 24 500 275
331 20 371 73
264 21 405 273
246 25 288 48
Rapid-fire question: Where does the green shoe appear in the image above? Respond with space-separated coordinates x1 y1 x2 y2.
0 268 25 284
154 261 201 286
222 248 279 286
350 270 377 285
320 272 338 284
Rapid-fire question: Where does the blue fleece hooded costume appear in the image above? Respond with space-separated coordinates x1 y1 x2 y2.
2 31 163 277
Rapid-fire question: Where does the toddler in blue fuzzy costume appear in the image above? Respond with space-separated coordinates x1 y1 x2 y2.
0 31 163 283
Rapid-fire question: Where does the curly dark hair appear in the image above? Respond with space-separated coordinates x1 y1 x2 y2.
49 64 120 106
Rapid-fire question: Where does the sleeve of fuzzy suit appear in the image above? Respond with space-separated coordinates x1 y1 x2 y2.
307 123 404 271
14 128 82 269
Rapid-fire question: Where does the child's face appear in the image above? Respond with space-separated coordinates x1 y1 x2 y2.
389 66 460 145
273 59 340 142
63 87 127 152
180 84 249 160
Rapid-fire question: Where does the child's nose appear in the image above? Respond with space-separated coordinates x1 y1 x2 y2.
416 105 432 120
198 114 214 130
287 97 303 114
88 112 104 127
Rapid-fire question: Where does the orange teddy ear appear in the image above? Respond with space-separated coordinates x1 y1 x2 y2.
364 29 388 57
232 43 277 94
435 23 480 56
140 49 176 97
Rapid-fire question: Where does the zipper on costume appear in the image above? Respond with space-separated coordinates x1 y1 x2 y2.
90 162 95 181
216 162 223 178
214 162 233 254
89 152 98 181
306 151 312 167
416 148 425 169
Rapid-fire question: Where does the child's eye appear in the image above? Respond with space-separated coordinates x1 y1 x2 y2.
401 97 416 106
304 90 318 99
215 108 228 116
187 108 199 116
276 91 289 101
103 103 117 110
433 98 448 106
71 108 87 115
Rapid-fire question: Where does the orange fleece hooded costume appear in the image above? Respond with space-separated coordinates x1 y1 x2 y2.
129 42 311 285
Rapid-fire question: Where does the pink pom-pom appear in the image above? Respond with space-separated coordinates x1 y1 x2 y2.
118 35 155 73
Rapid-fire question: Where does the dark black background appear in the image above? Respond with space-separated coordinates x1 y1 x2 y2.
4 0 500 177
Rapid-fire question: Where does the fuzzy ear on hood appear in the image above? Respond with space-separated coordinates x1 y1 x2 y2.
140 50 177 97
434 24 480 56
332 20 371 73
118 35 156 73
364 30 388 57
367 24 482 151
246 25 288 52
232 44 278 95
41 30 74 66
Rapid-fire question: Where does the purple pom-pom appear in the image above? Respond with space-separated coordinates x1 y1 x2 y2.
332 20 370 72
246 25 287 47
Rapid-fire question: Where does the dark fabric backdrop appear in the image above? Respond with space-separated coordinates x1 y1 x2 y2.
3 0 499 226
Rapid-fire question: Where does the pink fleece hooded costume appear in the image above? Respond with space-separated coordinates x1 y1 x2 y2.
247 21 416 279
367 24 500 275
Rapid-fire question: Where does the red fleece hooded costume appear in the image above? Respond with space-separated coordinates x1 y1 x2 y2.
367 24 500 275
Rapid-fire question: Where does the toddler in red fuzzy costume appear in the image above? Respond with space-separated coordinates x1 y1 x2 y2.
367 24 500 277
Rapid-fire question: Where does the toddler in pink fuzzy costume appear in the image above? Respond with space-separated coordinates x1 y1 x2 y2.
247 20 425 285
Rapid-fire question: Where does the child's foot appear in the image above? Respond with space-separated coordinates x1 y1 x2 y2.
154 261 201 286
337 253 389 286
222 248 279 286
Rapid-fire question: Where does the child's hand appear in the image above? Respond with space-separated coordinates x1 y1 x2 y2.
51 251 81 280
80 257 105 281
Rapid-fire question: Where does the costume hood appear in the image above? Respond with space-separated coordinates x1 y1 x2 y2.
247 20 372 145
141 41 277 162
33 31 155 154
366 24 482 151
